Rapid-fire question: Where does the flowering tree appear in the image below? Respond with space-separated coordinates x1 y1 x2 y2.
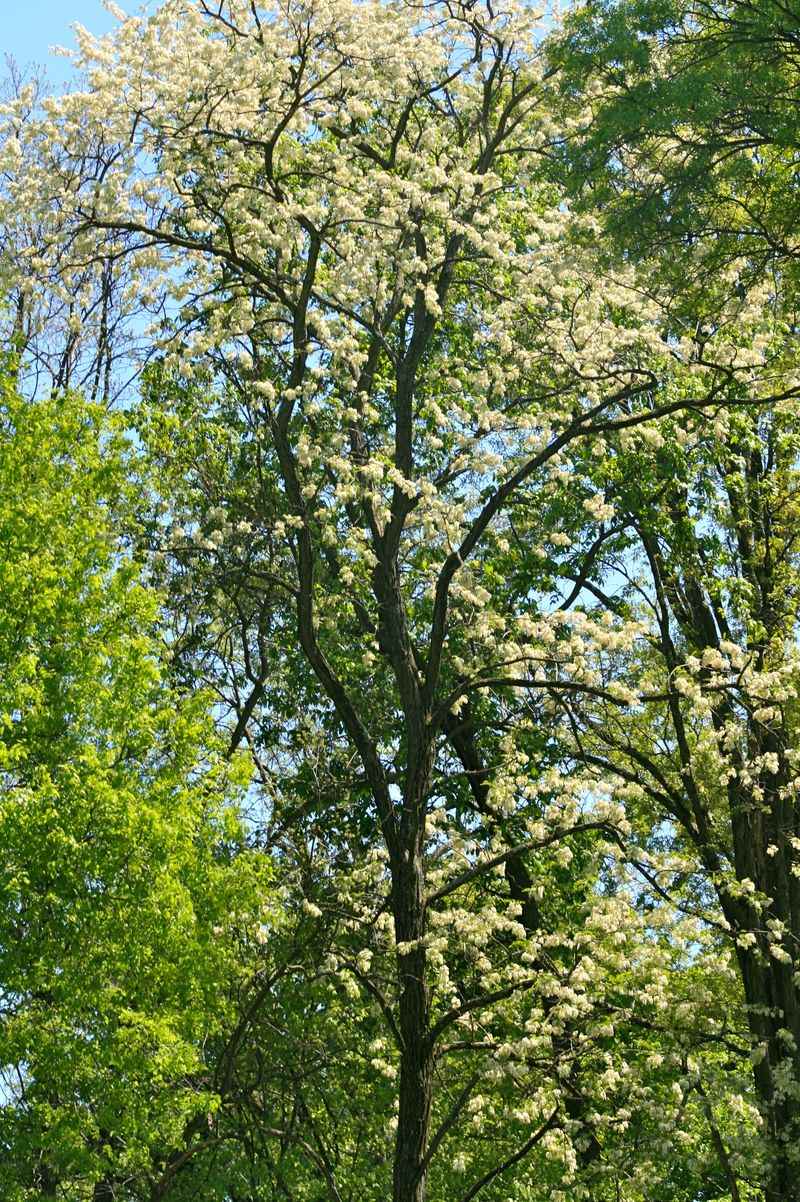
0 67 139 400
134 365 766 1202
548 5 800 1195
549 386 800 1200
3 1 798 1198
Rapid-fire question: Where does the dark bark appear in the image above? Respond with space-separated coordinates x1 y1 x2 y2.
601 427 800 1198
392 846 434 1202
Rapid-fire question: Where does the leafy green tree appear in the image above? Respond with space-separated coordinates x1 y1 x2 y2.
0 359 264 1200
551 0 800 293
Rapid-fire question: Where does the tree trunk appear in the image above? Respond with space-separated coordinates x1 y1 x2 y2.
728 795 800 1202
765 1122 800 1202
392 847 434 1202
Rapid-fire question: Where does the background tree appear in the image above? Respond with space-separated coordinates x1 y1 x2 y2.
547 390 800 1201
0 63 141 400
552 0 800 291
547 5 800 1195
0 356 266 1201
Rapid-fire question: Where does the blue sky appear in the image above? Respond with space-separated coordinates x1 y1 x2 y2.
5 1 561 85
4 2 125 85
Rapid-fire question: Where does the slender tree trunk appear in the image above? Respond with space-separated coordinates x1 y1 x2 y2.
392 838 433 1202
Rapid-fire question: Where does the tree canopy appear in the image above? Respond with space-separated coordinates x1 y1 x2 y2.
2 2 800 1200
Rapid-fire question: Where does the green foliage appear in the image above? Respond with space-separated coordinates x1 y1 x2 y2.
5 0 800 1197
553 0 800 292
0 361 264 1199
